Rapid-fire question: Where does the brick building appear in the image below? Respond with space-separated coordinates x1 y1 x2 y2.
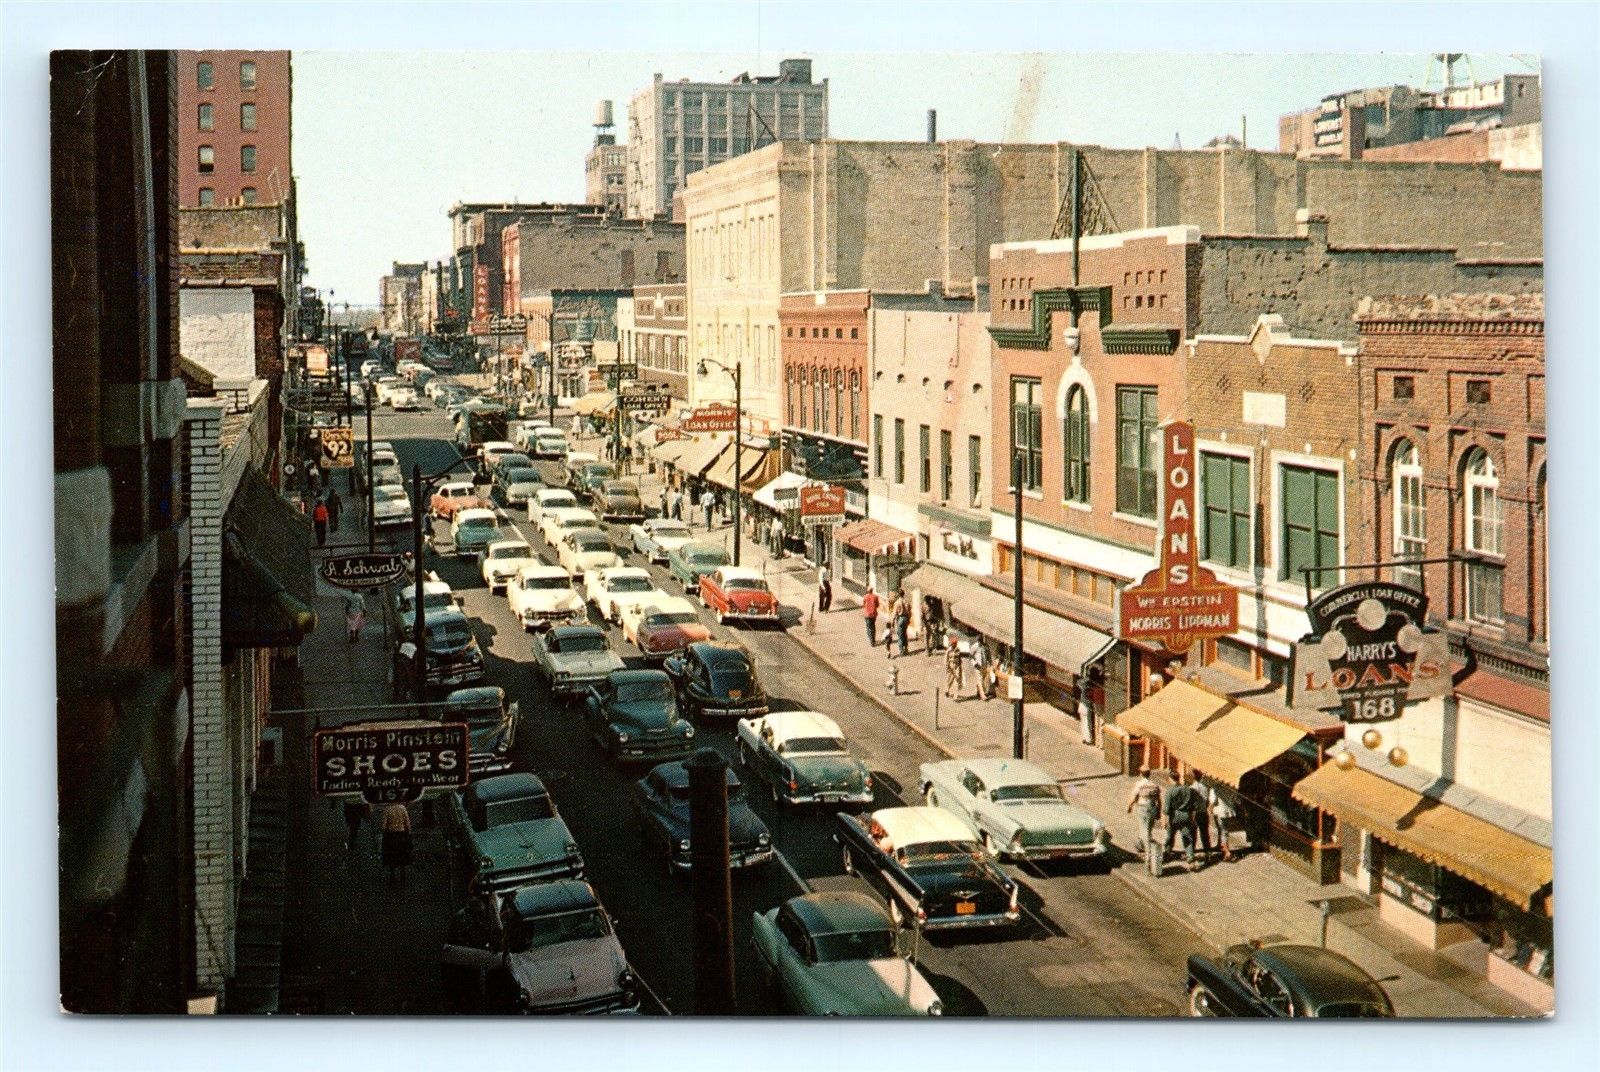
379 261 425 336
1278 72 1540 162
619 283 689 403
176 50 292 208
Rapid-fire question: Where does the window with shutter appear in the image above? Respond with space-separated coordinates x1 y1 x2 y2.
1280 464 1340 588
1201 453 1251 569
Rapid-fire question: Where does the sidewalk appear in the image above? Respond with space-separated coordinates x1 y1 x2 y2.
613 445 1537 1019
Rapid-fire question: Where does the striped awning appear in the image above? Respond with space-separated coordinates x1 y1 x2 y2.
671 435 731 478
833 518 916 557
571 391 615 415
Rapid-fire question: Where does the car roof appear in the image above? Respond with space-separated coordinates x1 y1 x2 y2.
687 641 751 667
716 565 765 581
455 508 497 522
422 606 470 626
444 685 504 707
1245 945 1390 1008
516 563 569 578
488 539 533 552
608 668 670 685
648 760 740 790
439 480 475 493
509 879 598 919
549 625 605 641
871 806 975 848
468 773 546 803
482 441 515 452
763 710 843 742
678 542 728 559
549 506 596 520
786 892 892 935
405 580 453 597
601 566 652 580
955 758 1057 789
537 488 576 500
641 597 699 618
567 526 610 541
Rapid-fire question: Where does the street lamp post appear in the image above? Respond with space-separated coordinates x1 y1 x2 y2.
364 381 376 552
698 359 743 567
1012 455 1025 759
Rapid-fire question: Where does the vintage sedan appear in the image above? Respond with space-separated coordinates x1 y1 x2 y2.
918 758 1109 863
736 710 873 807
620 597 709 659
389 384 424 411
1186 943 1396 1018
590 479 645 522
508 564 587 632
391 574 456 626
532 625 626 696
836 807 1020 932
584 565 667 625
479 539 538 595
667 541 730 593
557 528 622 580
431 480 491 521
450 508 503 559
628 518 697 563
572 461 618 496
699 565 780 625
371 484 413 531
663 641 769 721
441 685 520 777
393 607 484 698
492 466 544 511
630 760 771 875
443 773 584 893
752 893 942 1016
538 505 601 549
527 488 579 527
582 669 696 765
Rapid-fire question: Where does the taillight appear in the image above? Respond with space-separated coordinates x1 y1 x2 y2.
788 777 798 791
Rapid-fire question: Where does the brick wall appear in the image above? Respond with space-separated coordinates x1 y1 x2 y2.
1304 161 1542 257
512 214 685 296
779 291 869 442
175 51 292 207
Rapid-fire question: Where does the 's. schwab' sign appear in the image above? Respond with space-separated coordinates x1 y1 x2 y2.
320 552 409 589
313 720 470 804
1287 580 1450 722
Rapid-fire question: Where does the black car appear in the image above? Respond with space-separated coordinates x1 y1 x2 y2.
836 807 1020 932
663 641 769 721
393 607 485 698
630 761 774 876
1186 944 1396 1018
582 669 696 765
442 685 520 776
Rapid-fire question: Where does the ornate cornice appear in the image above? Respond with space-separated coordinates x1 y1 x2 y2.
988 286 1112 350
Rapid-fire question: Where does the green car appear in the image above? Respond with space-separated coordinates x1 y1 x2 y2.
751 892 942 1016
445 773 585 893
667 540 731 594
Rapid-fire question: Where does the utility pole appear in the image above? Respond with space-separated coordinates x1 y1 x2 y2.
687 748 735 1014
412 463 427 705
732 364 742 566
364 382 376 552
1012 455 1025 759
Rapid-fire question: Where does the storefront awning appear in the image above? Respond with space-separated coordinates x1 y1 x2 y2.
1117 680 1306 789
671 435 732 478
906 564 1112 674
571 391 615 415
222 468 318 649
707 447 777 492
1293 763 1553 911
650 436 691 466
834 518 916 557
754 470 811 512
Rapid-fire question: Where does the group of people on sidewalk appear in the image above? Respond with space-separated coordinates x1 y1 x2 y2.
1126 765 1237 871
340 799 415 882
856 585 997 701
289 456 345 548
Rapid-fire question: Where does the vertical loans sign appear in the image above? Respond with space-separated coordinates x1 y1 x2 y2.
1117 421 1239 652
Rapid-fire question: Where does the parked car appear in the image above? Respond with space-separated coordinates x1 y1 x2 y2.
539 506 600 549
1186 944 1396 1018
918 758 1109 863
479 539 538 595
449 880 639 1015
431 480 492 521
507 563 586 632
699 566 780 625
584 566 667 625
667 541 731 593
630 761 771 875
663 641 769 722
835 807 1020 932
441 685 520 777
389 384 424 411
371 484 413 530
590 480 645 522
735 710 874 807
360 358 383 379
528 488 579 527
752 893 942 1016
573 462 618 496
493 466 544 510
620 597 708 659
628 518 695 563
532 625 626 696
450 508 502 559
443 773 583 893
530 430 569 460
582 669 695 765
438 384 472 410
393 607 485 697
557 528 622 580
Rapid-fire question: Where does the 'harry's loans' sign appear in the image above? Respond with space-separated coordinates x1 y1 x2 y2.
320 552 408 589
1288 581 1450 721
1117 421 1238 652
313 720 470 804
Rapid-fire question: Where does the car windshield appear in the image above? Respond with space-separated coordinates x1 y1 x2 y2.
653 524 691 538
426 622 473 647
481 794 553 828
609 577 655 593
899 840 979 861
401 590 452 614
784 737 845 755
992 783 1065 803
509 908 610 953
1315 1002 1392 1018
489 544 532 559
724 578 769 592
646 612 699 628
375 487 407 502
690 552 729 566
574 536 611 553
459 520 498 535
812 929 898 963
542 495 576 508
556 633 606 654
505 468 540 484
522 575 570 591
615 681 672 705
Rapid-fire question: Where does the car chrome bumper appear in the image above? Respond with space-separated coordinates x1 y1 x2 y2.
920 908 1022 932
787 789 874 806
468 754 513 776
525 990 639 1015
697 704 769 719
1011 842 1107 861
615 740 695 762
671 848 773 872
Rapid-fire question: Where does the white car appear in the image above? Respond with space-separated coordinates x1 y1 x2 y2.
508 563 587 632
628 518 696 563
539 506 600 549
557 527 622 579
619 595 704 650
394 576 457 626
389 384 423 410
478 440 518 471
479 539 539 595
531 431 570 460
371 485 413 530
583 566 668 625
374 376 404 405
426 379 451 403
528 488 579 527
515 421 554 452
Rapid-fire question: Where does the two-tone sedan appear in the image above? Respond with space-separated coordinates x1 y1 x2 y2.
699 566 780 625
736 710 873 807
450 508 502 560
539 506 601 550
557 527 621 580
431 480 489 521
531 625 626 697
836 807 1020 932
527 488 579 527
628 518 696 564
443 773 584 894
508 564 587 632
620 597 709 659
584 566 668 626
582 669 696 766
371 485 413 531
752 893 942 1016
918 758 1109 863
666 541 729 594
631 760 772 876
479 539 538 595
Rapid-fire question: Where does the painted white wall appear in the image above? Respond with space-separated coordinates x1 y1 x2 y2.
180 289 256 384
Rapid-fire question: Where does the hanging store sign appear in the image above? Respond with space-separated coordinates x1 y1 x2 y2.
1287 581 1450 722
313 720 470 804
683 403 739 432
1117 420 1239 652
799 485 846 524
618 386 671 413
315 427 354 469
653 427 691 443
320 552 409 590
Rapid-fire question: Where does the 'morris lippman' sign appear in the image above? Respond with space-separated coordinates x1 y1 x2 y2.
1117 421 1238 652
1288 580 1450 722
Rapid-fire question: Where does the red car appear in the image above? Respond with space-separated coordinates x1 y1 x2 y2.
698 566 780 626
430 480 492 521
625 596 711 660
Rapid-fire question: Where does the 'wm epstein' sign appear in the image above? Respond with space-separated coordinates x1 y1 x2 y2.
313 721 469 804
1118 421 1238 652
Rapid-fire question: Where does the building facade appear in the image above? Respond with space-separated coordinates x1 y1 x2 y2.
626 58 828 219
379 261 425 336
586 133 628 214
619 284 689 404
176 50 292 208
1279 73 1540 161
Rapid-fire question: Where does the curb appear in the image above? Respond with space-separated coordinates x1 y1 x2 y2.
789 628 958 762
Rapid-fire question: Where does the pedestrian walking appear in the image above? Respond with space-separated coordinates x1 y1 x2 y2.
1127 766 1163 854
943 637 964 698
312 498 330 547
861 588 880 646
893 593 911 657
669 487 683 521
816 563 832 612
1162 778 1198 866
344 593 366 644
307 462 322 496
326 487 343 534
971 640 992 700
379 802 414 881
342 799 367 852
700 488 716 529
921 594 940 655
658 484 669 518
1206 779 1237 861
1189 774 1214 864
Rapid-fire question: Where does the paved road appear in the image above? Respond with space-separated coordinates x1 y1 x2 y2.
359 391 1208 1017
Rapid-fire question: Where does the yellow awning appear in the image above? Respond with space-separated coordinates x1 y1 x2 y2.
1117 680 1305 788
1293 763 1553 911
571 391 615 415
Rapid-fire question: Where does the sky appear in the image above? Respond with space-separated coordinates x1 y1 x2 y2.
292 48 1531 307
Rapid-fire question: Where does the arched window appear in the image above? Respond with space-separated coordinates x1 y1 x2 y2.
819 369 831 432
834 369 845 437
1391 439 1425 588
849 370 861 441
785 366 796 426
1063 385 1090 504
1463 448 1503 624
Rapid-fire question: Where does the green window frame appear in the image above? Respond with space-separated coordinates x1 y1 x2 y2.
1280 464 1341 588
1063 385 1090 504
1010 377 1042 492
1115 386 1159 517
1201 452 1252 569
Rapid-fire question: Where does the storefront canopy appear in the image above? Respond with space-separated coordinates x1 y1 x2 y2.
1293 763 1554 911
221 468 318 649
754 470 811 512
650 435 691 466
905 564 1111 674
571 391 615 416
1117 680 1306 789
707 447 776 493
833 518 916 558
671 435 731 478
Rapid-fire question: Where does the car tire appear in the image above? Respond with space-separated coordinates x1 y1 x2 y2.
1188 985 1215 1018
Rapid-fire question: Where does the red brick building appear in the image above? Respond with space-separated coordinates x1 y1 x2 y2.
779 290 870 470
176 51 291 208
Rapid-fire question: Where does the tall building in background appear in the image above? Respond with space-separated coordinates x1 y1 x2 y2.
626 57 827 219
585 100 628 214
176 51 293 208
379 262 426 336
